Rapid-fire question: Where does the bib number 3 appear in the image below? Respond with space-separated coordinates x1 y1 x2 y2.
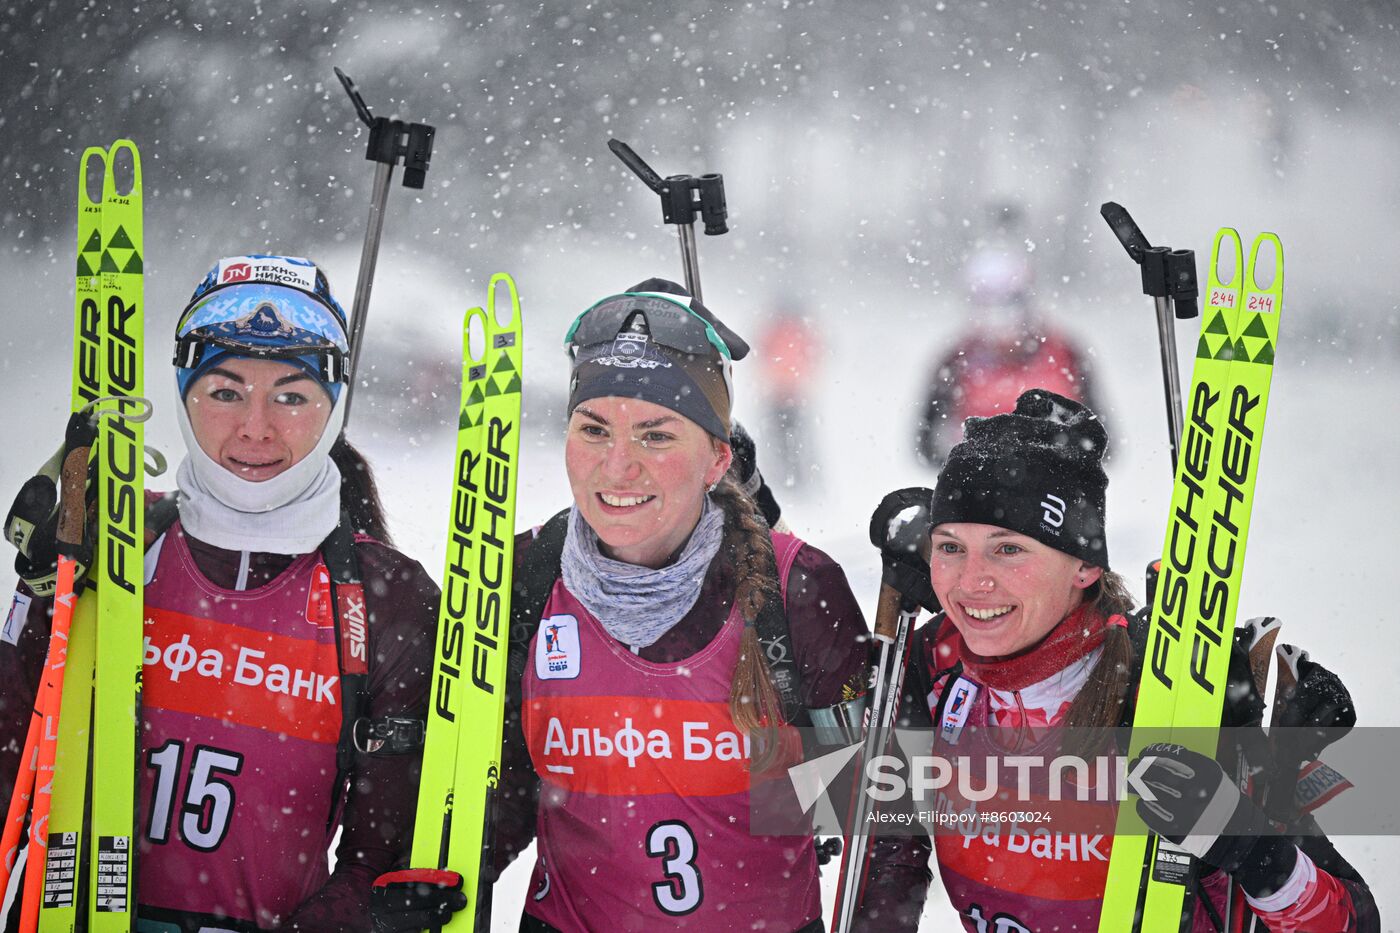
646 820 703 916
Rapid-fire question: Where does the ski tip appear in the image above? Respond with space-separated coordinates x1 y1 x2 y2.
79 147 109 172
1209 227 1244 289
1245 232 1284 294
79 147 109 208
103 140 143 198
462 306 490 367
487 273 521 331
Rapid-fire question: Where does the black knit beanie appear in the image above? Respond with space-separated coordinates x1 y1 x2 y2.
567 278 749 441
930 388 1110 568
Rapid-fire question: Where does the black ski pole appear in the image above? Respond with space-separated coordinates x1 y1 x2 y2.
831 489 940 933
608 139 727 303
334 66 436 423
1100 202 1199 473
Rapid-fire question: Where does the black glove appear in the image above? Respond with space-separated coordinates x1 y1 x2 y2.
1273 648 1356 753
1266 648 1357 822
1224 624 1267 728
6 476 64 596
727 420 783 529
4 412 98 596
868 487 940 614
371 869 468 933
1131 743 1297 898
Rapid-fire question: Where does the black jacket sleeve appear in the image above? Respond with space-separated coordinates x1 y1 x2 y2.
285 543 438 932
490 529 545 878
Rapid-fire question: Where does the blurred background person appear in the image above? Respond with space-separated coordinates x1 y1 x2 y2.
757 307 824 492
915 202 1104 470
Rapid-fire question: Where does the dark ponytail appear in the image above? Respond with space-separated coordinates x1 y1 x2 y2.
709 476 787 773
330 435 391 545
1060 570 1137 758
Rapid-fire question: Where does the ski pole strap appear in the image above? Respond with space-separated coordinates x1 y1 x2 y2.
764 531 806 727
1117 607 1152 729
507 509 571 679
323 516 372 827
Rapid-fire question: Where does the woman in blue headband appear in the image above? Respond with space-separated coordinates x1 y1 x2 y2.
0 255 437 930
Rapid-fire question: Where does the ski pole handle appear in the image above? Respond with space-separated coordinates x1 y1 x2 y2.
872 581 905 644
14 415 95 927
607 139 666 193
54 407 99 554
56 444 90 551
1099 203 1199 473
609 138 729 303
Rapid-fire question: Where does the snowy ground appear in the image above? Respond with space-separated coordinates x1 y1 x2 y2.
0 239 1396 927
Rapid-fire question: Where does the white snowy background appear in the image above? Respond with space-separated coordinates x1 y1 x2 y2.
1 1 1397 928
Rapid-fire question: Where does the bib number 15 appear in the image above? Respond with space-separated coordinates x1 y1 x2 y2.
646 820 703 916
145 739 245 852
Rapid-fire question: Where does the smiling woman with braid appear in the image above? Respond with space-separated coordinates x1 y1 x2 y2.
371 279 914 932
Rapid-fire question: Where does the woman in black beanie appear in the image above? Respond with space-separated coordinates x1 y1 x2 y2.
373 279 909 933
853 389 1378 932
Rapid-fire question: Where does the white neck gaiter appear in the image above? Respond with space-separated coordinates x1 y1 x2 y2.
174 393 347 555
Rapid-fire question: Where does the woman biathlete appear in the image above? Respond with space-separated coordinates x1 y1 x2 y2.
374 279 898 932
1 255 436 931
855 389 1378 931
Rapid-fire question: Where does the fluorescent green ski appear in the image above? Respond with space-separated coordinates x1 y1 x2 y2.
88 139 144 931
412 303 491 869
447 273 523 931
1101 229 1284 930
414 274 523 932
1099 228 1247 927
36 145 110 929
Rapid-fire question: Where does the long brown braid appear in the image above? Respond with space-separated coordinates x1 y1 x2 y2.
709 476 787 772
1059 569 1137 758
